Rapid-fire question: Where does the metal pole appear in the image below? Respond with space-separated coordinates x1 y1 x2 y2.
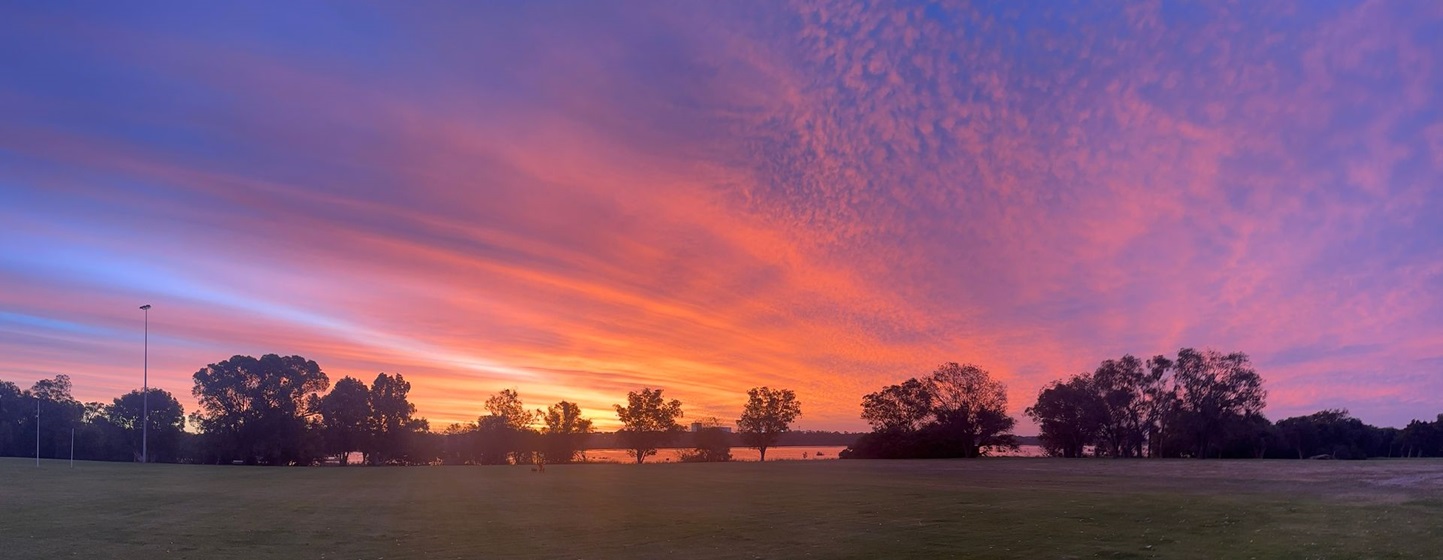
141 304 151 464
70 428 75 467
36 398 40 467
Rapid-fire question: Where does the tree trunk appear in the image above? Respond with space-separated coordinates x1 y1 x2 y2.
759 447 767 462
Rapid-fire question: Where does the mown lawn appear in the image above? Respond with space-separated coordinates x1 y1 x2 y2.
2 457 1441 559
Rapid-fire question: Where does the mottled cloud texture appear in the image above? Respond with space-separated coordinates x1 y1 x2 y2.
1 1 1440 430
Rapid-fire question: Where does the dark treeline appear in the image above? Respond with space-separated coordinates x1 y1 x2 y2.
1 375 187 462
0 354 806 465
506 430 862 449
6 349 1442 464
841 348 1443 460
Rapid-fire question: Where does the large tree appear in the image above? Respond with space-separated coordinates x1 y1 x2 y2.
477 389 538 465
0 379 26 457
613 388 684 464
1089 355 1150 457
1172 348 1267 458
191 354 330 465
859 378 932 433
540 400 593 464
30 375 84 460
849 363 1017 459
485 389 536 430
737 387 802 461
1026 376 1104 458
108 388 186 462
927 363 1017 457
315 376 371 465
368 373 424 464
1027 354 1181 458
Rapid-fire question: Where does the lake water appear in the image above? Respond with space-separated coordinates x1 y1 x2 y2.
578 444 1048 462
988 444 1047 457
336 444 1048 464
579 446 847 463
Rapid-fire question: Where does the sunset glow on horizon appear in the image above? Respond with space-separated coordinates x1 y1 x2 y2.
2 1 1441 431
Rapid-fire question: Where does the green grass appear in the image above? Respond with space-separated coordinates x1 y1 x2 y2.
2 457 1442 559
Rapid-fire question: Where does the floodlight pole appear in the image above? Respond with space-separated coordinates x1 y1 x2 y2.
140 304 151 464
35 398 40 467
70 428 75 467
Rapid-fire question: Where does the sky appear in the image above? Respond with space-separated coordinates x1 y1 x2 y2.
1 1 1440 432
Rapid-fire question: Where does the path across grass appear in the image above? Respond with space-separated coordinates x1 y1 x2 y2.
2 457 1441 559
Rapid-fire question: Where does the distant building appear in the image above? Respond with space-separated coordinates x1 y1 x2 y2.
690 421 733 433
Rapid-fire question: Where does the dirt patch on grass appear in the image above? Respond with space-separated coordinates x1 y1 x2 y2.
1371 471 1443 489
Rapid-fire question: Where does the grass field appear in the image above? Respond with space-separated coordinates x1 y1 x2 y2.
3 457 1442 559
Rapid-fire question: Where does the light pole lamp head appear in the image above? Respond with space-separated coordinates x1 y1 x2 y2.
140 304 151 310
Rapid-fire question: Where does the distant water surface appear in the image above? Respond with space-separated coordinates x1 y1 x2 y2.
580 444 1050 462
337 444 1048 465
580 446 846 463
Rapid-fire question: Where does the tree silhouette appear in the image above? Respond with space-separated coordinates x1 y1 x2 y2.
1276 409 1378 460
191 354 330 465
927 363 1017 457
860 378 931 433
109 388 185 462
1026 376 1103 458
1172 348 1267 458
737 387 802 462
369 373 425 464
314 376 371 465
486 389 537 430
1026 350 1269 459
540 400 593 464
613 388 684 464
477 389 538 465
849 363 1017 459
0 380 24 457
1090 356 1150 457
30 375 84 460
438 422 480 465
1401 417 1442 457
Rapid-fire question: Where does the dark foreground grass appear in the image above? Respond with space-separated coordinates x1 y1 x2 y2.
3 457 1442 559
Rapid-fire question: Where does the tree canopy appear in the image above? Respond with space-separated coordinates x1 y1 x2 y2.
737 387 802 462
191 354 330 465
475 389 539 465
314 376 371 465
1026 376 1103 458
540 400 593 464
613 388 684 464
368 373 426 464
1173 349 1267 458
1028 349 1271 459
109 388 186 462
847 363 1017 459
